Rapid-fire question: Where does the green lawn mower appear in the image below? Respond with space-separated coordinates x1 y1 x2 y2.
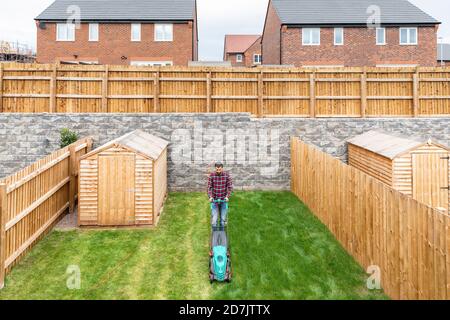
209 199 232 283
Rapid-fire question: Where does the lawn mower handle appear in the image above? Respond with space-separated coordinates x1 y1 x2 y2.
210 199 229 210
211 199 228 203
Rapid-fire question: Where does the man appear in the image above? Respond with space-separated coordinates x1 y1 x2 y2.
208 163 233 227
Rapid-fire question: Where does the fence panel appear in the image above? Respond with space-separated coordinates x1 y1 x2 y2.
1 63 450 117
0 137 93 288
291 138 449 300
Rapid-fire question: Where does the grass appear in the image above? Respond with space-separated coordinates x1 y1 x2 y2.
0 191 387 300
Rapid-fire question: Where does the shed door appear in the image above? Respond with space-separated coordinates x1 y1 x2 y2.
98 154 135 226
412 153 449 212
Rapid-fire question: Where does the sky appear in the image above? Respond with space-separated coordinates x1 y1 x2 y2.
0 0 449 61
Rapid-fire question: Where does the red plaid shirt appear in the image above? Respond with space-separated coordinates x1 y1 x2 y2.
207 171 233 200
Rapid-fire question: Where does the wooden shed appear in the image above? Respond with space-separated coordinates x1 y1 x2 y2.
348 130 450 212
78 130 169 227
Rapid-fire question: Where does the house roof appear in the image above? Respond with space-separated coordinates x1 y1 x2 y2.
224 35 261 54
271 0 439 25
437 44 450 61
347 130 448 159
83 130 169 160
36 0 196 21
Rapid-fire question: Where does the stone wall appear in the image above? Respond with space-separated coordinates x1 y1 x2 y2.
0 113 449 191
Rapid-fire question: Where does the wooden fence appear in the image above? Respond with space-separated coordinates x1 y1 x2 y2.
0 137 93 288
1 63 450 117
291 138 450 300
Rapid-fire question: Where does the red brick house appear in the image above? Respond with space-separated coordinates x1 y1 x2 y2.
35 0 198 66
223 35 262 67
262 0 440 67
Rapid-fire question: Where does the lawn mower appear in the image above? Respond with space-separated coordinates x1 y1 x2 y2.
209 199 232 283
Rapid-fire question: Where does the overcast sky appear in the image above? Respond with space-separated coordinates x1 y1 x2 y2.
0 0 449 61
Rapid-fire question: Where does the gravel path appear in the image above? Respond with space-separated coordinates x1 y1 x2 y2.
55 207 78 230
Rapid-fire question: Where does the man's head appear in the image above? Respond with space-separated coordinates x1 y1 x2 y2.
215 162 224 175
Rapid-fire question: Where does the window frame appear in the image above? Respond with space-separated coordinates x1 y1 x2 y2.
376 27 386 45
56 23 75 42
236 54 243 63
89 23 99 42
334 28 344 46
131 23 141 42
399 27 418 45
154 24 173 42
253 54 262 64
302 28 321 46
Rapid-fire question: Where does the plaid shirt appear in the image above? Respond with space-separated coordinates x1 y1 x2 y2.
207 171 233 200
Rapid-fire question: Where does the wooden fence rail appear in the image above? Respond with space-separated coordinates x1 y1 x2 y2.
0 137 93 288
1 63 450 117
291 138 450 300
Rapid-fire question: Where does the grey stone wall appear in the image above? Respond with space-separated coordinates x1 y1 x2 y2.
0 113 449 191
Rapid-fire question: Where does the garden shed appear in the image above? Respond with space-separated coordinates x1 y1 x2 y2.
78 130 169 227
348 130 450 212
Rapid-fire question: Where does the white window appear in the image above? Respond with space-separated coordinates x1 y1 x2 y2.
130 61 173 66
155 24 173 41
376 28 386 45
89 23 99 42
253 54 262 64
302 28 320 45
334 28 344 45
400 27 417 45
131 23 141 41
236 54 243 62
56 23 75 41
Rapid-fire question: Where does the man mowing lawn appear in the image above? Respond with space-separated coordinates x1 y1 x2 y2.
208 163 233 227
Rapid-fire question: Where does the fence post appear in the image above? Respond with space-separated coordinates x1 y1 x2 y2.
309 72 316 118
0 184 7 289
258 71 264 117
86 137 93 153
49 63 57 113
413 69 420 117
101 65 109 113
206 71 212 113
0 63 4 113
154 70 160 113
361 68 367 117
68 144 77 215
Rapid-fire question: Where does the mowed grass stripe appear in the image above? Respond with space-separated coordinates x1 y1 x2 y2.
0 192 388 300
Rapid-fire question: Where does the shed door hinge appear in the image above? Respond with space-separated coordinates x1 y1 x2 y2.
441 186 450 190
441 156 450 160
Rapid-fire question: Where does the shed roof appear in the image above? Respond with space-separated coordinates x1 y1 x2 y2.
347 130 448 159
84 130 169 160
271 0 439 25
36 0 196 21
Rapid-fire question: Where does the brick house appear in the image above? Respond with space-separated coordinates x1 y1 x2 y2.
223 35 262 67
438 44 450 66
35 0 198 66
262 0 440 67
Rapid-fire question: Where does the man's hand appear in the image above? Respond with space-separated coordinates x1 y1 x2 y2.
209 197 214 203
225 197 229 202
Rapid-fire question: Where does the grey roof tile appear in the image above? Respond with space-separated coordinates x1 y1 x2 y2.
271 0 439 25
36 0 196 21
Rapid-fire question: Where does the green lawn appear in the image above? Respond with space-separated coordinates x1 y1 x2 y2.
0 191 387 300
